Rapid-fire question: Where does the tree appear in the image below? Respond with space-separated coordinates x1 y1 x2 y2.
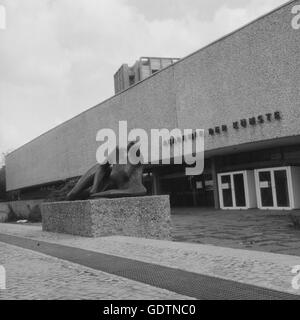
0 166 6 200
0 151 10 167
0 150 10 200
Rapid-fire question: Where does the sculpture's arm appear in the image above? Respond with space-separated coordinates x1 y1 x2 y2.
66 164 99 200
90 163 111 194
89 146 118 194
90 188 146 199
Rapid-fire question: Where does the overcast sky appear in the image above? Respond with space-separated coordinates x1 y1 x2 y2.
0 0 288 163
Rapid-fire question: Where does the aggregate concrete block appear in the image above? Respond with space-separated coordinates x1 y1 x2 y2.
41 195 171 239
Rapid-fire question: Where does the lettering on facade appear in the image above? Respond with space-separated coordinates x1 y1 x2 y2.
208 111 282 136
165 130 203 146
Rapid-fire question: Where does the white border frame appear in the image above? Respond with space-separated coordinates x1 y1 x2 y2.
218 171 250 210
254 166 294 210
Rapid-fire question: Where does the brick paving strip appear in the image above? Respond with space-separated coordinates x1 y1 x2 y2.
0 229 299 300
0 242 191 300
1 224 300 295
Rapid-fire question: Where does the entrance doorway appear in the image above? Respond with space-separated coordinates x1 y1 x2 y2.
218 171 256 210
159 172 215 207
254 167 294 210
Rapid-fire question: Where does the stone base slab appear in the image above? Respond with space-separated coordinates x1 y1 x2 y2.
41 195 171 239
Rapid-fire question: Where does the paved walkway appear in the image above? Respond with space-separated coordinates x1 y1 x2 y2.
172 208 300 256
0 223 300 298
0 241 191 300
10 208 300 256
1 233 297 300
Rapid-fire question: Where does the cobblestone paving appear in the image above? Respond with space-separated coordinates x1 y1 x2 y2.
0 223 300 296
9 208 300 255
172 208 300 256
0 242 192 300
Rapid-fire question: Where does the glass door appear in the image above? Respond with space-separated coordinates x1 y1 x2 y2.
233 173 246 207
274 169 290 208
218 172 248 209
258 171 274 207
255 167 292 210
220 174 233 208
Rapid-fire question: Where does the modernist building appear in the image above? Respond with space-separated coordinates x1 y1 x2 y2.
114 57 180 94
5 0 300 210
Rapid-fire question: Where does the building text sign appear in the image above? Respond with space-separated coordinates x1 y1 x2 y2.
208 111 282 136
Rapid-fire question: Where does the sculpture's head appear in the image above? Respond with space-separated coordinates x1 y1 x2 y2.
112 139 142 165
127 138 143 165
127 138 140 152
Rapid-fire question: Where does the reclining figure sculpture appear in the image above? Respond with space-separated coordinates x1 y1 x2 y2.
66 140 147 200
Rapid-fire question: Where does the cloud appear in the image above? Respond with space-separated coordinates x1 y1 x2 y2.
0 0 288 156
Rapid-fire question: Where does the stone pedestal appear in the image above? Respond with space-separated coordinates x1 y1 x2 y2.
41 195 171 239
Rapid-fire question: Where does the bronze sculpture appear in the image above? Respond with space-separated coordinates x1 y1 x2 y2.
66 140 147 200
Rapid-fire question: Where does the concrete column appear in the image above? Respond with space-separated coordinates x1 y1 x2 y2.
152 170 161 195
191 177 198 207
211 157 220 209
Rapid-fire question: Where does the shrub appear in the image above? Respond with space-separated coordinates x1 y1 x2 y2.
7 204 18 222
288 212 300 230
46 178 78 202
27 204 42 222
0 167 6 200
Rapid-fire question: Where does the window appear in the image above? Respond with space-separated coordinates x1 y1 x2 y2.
141 58 150 66
129 75 135 86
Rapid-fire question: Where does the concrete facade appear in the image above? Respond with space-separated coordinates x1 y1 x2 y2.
5 0 300 192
